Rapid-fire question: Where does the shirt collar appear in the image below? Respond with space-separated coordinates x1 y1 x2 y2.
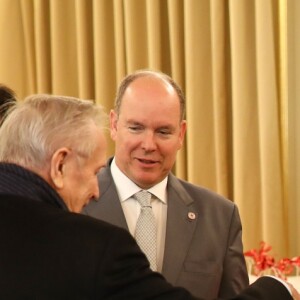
111 158 167 204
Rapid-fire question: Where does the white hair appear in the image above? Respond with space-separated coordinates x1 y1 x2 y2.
0 94 108 169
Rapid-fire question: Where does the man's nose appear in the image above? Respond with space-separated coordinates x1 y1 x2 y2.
91 183 100 200
141 131 157 151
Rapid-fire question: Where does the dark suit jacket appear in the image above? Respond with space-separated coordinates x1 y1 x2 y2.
84 158 249 299
0 193 199 300
0 163 293 300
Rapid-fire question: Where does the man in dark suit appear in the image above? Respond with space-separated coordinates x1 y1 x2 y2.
0 94 297 300
83 70 248 299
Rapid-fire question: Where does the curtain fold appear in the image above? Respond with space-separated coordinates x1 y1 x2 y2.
34 0 51 93
20 0 36 92
0 0 296 258
167 0 186 178
210 0 230 197
51 0 78 95
75 0 94 98
287 0 300 259
146 0 161 69
230 0 262 252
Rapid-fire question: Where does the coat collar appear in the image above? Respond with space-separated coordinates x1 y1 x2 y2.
0 163 68 210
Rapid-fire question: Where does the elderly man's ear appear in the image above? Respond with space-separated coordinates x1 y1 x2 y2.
50 148 71 189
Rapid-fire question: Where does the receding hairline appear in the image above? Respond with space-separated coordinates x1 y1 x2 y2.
114 70 186 120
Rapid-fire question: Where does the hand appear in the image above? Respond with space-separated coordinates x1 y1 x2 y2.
287 282 300 300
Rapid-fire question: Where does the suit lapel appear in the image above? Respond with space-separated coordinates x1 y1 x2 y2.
86 159 129 231
162 174 198 284
87 164 198 284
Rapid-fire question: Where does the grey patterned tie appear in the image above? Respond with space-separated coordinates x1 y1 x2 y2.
134 190 157 271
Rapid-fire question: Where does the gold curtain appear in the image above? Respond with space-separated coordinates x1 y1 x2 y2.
288 0 300 260
0 0 297 258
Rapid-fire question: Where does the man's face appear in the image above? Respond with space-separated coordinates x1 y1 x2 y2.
110 76 186 189
57 128 107 212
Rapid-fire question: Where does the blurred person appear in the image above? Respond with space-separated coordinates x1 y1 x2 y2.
0 83 17 123
0 94 298 300
83 70 248 299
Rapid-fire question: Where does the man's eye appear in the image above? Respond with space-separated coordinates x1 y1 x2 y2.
128 126 142 132
159 130 171 135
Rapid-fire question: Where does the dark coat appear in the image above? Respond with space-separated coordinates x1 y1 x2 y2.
0 163 292 300
0 163 194 299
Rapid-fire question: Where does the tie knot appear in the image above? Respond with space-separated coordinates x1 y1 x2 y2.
134 190 151 207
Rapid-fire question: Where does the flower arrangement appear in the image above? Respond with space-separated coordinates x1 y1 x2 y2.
244 241 300 280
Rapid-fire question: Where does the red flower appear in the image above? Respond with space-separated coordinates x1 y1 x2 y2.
244 241 300 279
244 241 275 275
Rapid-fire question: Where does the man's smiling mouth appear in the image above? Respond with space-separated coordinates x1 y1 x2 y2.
137 158 157 164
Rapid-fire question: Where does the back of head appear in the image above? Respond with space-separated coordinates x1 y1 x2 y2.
0 84 17 123
0 94 107 170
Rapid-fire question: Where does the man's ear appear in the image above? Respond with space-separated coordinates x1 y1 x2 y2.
50 148 70 189
110 109 118 140
178 120 187 149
